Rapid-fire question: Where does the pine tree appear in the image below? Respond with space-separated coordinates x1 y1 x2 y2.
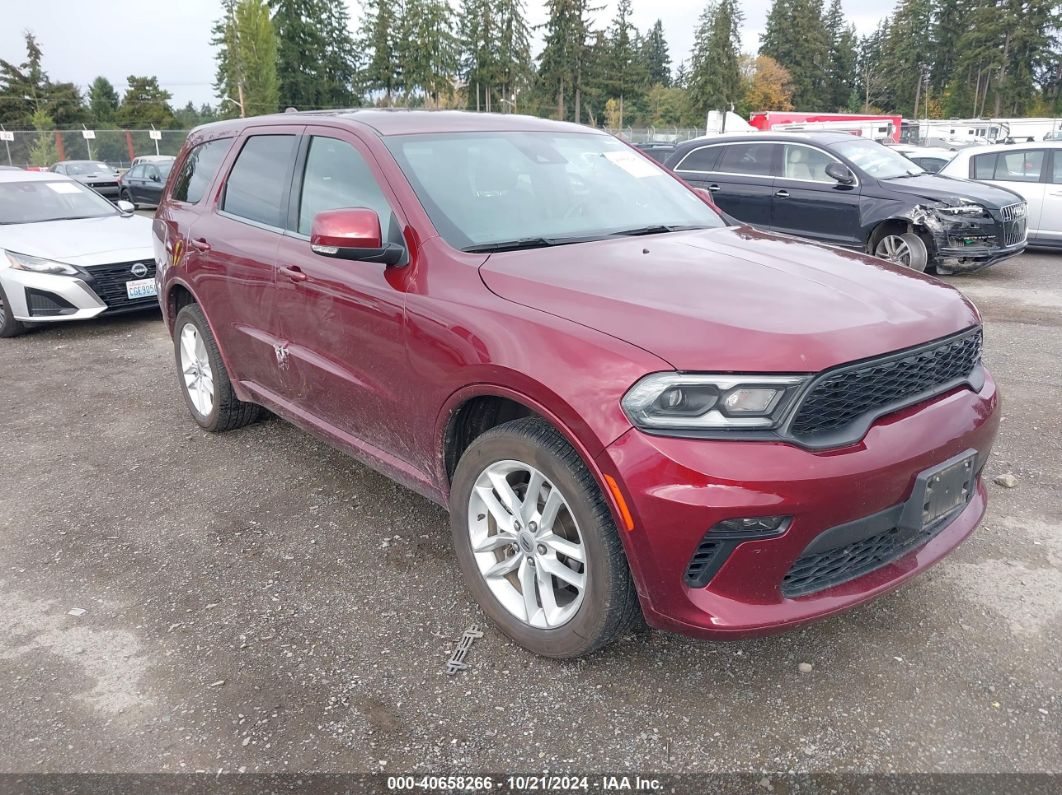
643 20 672 87
271 0 328 109
116 76 176 129
496 0 534 111
398 0 459 105
602 0 647 126
759 0 830 109
88 77 119 126
212 0 280 118
856 19 890 111
823 0 857 111
537 0 593 122
360 0 399 103
688 0 744 118
0 33 49 126
319 0 358 107
879 0 934 116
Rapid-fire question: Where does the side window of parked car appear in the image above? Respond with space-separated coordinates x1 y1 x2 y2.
145 165 160 182
296 136 397 240
971 150 1045 182
171 138 232 204
127 165 143 180
676 146 721 173
1052 153 1062 184
716 143 776 177
221 135 298 228
782 145 837 182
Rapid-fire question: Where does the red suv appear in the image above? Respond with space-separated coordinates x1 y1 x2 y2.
154 111 999 658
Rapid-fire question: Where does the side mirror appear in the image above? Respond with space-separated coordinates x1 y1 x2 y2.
310 208 405 266
825 163 856 185
150 173 160 182
115 200 135 215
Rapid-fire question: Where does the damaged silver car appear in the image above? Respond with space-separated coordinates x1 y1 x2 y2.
665 132 1027 274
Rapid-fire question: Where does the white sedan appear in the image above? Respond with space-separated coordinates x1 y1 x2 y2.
0 170 156 338
939 142 1062 248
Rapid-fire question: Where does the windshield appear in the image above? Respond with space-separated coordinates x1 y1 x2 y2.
832 139 924 179
385 131 724 251
0 179 118 224
65 161 115 176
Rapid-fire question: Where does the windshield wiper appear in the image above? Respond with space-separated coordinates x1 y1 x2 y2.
463 235 597 253
609 224 710 237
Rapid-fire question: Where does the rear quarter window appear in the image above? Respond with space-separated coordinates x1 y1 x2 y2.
676 146 721 173
171 138 232 204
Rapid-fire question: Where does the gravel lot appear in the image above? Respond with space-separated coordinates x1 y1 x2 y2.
0 250 1058 776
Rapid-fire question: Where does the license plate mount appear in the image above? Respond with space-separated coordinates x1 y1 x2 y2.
899 449 978 532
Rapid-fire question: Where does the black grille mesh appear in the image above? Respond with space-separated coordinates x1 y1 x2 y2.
86 261 157 311
781 519 949 598
790 329 982 440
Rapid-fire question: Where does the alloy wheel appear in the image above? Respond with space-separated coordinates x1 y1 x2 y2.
467 460 586 629
179 324 214 416
874 232 928 271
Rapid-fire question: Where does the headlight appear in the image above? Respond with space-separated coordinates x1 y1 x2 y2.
4 250 79 275
621 373 809 431
935 202 986 216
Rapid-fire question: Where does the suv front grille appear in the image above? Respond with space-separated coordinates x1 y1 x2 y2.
788 328 982 442
85 261 157 311
998 202 1028 246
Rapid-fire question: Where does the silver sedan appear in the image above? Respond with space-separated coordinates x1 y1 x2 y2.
0 170 156 337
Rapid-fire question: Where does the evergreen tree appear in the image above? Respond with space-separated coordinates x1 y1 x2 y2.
855 19 890 111
116 75 176 129
643 20 672 87
602 0 647 126
496 0 535 111
879 0 934 115
688 0 744 117
360 0 399 103
537 0 593 121
213 0 280 118
0 33 49 126
760 0 831 109
459 0 498 111
319 0 358 107
271 0 328 109
88 76 119 125
398 0 459 105
824 0 857 111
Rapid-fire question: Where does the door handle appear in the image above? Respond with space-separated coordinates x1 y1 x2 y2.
706 184 721 191
281 265 308 283
190 238 211 252
775 190 790 198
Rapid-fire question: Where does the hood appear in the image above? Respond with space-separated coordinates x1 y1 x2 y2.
479 227 980 373
877 173 1024 208
0 214 154 267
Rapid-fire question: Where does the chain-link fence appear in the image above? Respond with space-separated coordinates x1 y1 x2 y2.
0 129 192 169
605 128 707 144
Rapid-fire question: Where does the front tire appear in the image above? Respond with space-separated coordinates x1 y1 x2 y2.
449 417 639 658
872 229 929 272
0 283 27 338
173 303 262 432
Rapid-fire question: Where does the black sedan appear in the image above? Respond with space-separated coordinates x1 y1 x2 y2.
664 132 1027 274
118 159 173 209
49 160 121 200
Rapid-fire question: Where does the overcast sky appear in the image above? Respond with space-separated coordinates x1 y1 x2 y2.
1 0 889 109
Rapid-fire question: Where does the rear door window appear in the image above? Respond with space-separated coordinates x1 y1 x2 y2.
171 138 231 203
221 135 298 227
675 146 721 174
972 150 1045 182
716 143 777 177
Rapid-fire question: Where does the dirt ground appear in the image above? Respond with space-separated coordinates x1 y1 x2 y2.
0 250 1058 775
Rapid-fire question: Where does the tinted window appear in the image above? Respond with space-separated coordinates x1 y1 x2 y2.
221 135 297 227
716 143 776 177
972 150 1044 182
1052 152 1062 185
145 165 161 181
676 146 721 173
171 139 231 204
782 145 837 182
297 136 395 237
127 165 144 179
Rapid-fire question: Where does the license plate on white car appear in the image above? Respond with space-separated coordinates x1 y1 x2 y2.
126 278 157 299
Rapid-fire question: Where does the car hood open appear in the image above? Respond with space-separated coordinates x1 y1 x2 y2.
0 214 154 267
478 226 981 373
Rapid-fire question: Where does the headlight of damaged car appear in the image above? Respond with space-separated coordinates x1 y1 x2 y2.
4 250 80 275
622 373 809 431
934 201 987 217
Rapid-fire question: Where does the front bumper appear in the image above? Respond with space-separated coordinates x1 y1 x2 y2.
597 372 999 639
1 260 158 322
935 240 1026 273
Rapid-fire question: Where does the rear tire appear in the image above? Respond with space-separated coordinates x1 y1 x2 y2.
449 417 640 658
0 283 27 338
119 188 137 210
173 303 262 432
